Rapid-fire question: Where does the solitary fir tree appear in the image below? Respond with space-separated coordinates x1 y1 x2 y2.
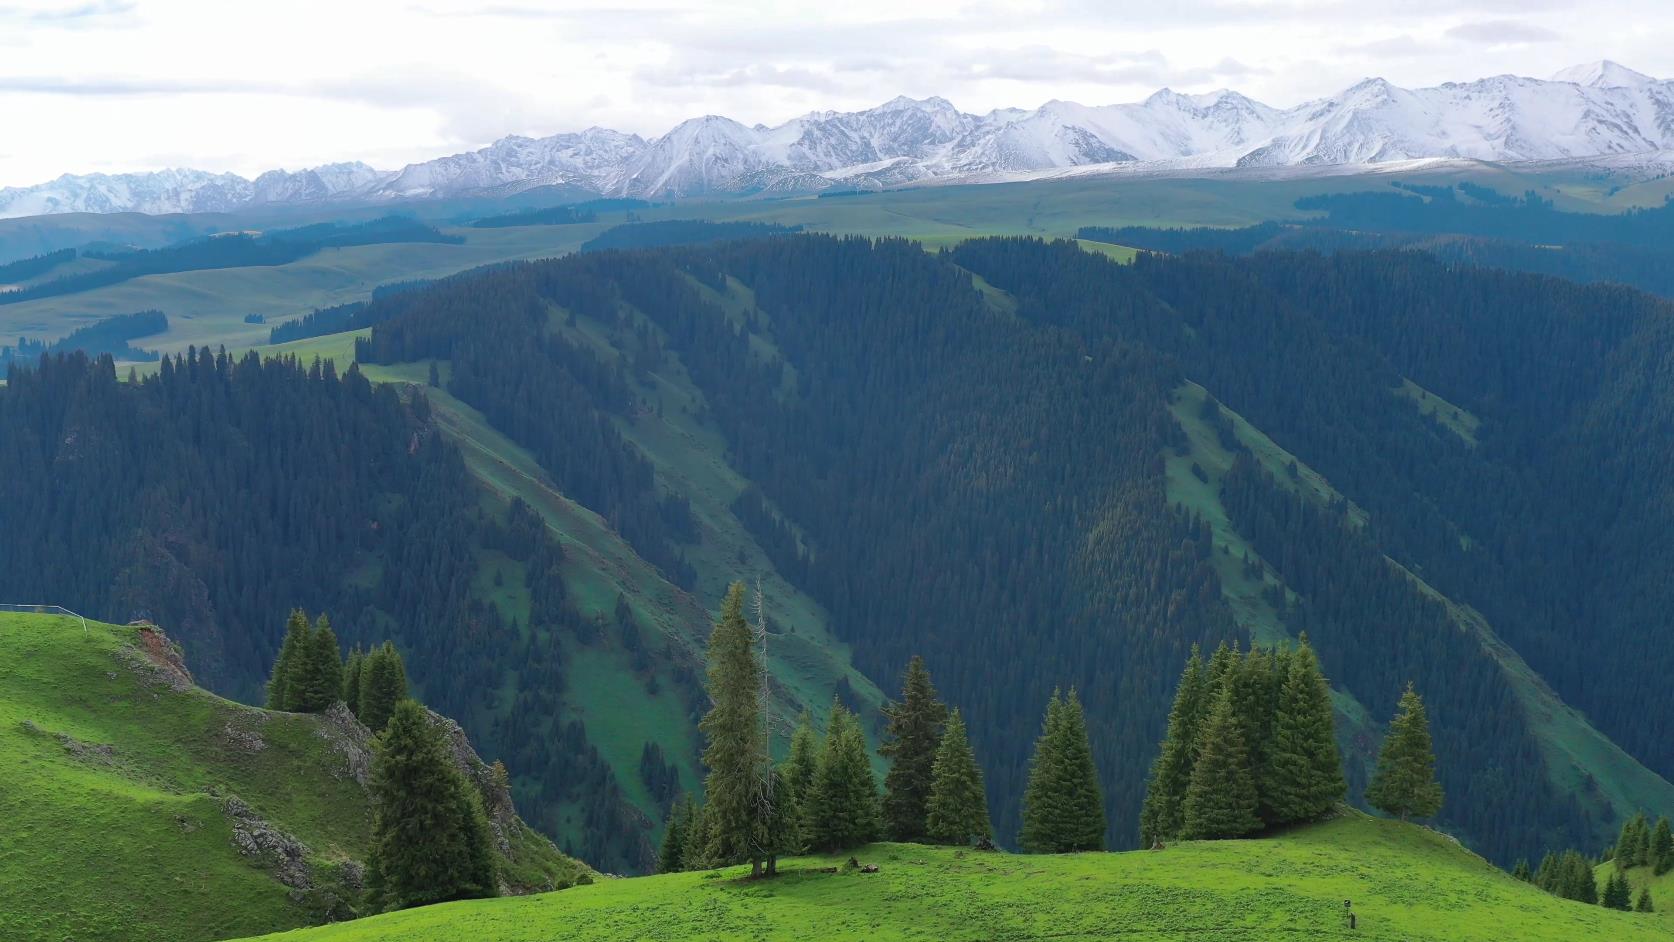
265 609 311 710
1181 684 1263 840
1140 646 1210 846
1366 684 1443 821
1262 639 1345 826
1636 887 1655 913
1512 859 1532 882
925 709 991 845
1020 689 1105 852
1602 870 1633 910
365 699 497 911
880 656 948 843
1654 817 1674 874
658 794 697 873
698 582 772 875
358 642 409 733
806 700 881 851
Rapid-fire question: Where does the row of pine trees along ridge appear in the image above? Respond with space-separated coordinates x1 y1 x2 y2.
660 584 1449 876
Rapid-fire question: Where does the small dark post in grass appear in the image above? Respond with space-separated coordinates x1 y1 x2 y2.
1344 899 1356 930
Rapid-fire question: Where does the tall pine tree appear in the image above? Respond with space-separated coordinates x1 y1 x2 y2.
1181 684 1262 840
806 700 880 852
879 656 947 843
1140 646 1210 845
291 614 345 713
365 699 497 910
782 711 820 850
698 582 771 875
1020 689 1105 853
265 609 311 710
1366 684 1443 821
925 709 991 845
342 645 366 715
1262 639 1345 826
1653 817 1673 874
358 642 409 733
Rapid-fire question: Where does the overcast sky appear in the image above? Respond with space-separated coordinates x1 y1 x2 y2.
1 0 1668 187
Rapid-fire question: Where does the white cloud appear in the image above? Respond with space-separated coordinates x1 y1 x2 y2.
0 0 1669 186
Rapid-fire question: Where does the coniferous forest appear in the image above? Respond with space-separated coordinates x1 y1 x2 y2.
7 232 1674 874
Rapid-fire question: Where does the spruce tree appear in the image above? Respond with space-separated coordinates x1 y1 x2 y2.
342 645 366 715
698 582 770 874
1603 870 1633 910
1140 646 1209 846
359 642 409 733
1653 817 1673 874
879 656 947 843
759 765 801 875
1636 887 1655 913
292 614 344 713
806 700 880 851
925 709 991 846
1181 684 1262 840
1512 859 1532 882
1230 646 1278 813
365 699 497 910
1020 689 1105 853
782 711 820 850
659 794 695 873
1263 639 1345 826
1535 851 1559 892
1366 684 1443 821
265 609 311 711
1559 851 1598 904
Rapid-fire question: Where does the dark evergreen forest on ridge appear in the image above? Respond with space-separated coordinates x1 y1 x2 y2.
5 232 1673 870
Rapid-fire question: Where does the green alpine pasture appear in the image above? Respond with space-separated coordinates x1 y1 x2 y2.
242 814 1674 942
0 611 584 942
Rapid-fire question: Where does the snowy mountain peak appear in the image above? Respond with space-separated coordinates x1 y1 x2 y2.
9 63 1674 217
1551 60 1657 88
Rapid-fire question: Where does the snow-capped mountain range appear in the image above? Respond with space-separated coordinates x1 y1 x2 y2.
5 61 1672 218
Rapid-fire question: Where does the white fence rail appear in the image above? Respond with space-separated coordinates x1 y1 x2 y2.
0 603 89 634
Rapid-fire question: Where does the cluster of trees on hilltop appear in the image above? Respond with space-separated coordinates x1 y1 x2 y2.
666 582 1446 874
265 609 410 731
1519 812 1674 914
1140 640 1346 845
658 588 1000 874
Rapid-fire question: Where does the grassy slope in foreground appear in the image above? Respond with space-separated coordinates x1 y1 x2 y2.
244 814 1672 942
0 611 586 942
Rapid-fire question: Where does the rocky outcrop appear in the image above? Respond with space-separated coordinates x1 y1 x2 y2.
314 702 373 786
223 797 313 895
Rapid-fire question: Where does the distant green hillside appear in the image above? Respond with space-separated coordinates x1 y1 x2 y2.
242 814 1672 942
0 611 587 942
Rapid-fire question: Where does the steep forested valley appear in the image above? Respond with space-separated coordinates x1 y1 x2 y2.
6 230 1674 883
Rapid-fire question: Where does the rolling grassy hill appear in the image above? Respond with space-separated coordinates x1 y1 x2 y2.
0 610 587 942
239 814 1673 942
